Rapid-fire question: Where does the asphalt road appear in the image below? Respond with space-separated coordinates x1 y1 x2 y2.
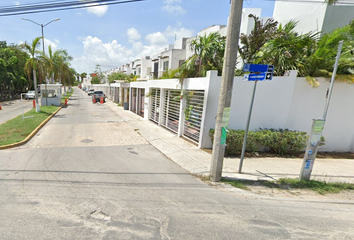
0 88 353 239
0 98 34 124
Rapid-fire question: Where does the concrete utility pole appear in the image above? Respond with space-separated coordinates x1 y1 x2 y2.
22 18 60 107
210 0 243 182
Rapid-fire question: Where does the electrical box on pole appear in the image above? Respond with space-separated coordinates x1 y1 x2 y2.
299 119 324 180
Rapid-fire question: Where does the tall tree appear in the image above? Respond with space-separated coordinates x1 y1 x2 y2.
23 37 42 112
238 14 278 64
80 72 87 82
179 32 226 82
256 20 318 76
52 49 73 94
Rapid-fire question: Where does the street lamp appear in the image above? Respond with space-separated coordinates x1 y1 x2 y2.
22 17 60 107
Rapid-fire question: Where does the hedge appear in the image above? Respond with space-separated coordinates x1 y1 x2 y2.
209 128 317 156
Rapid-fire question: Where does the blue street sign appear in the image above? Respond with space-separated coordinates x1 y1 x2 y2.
243 64 269 73
265 72 273 80
244 73 266 81
267 65 274 72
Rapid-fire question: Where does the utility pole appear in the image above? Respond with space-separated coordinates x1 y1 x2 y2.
299 40 343 181
210 0 243 182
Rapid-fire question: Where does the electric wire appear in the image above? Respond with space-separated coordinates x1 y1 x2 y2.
0 0 147 17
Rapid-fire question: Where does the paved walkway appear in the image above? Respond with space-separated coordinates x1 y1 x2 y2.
0 99 34 124
105 100 354 184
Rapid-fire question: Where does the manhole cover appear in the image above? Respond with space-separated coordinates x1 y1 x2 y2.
81 139 94 143
90 210 111 221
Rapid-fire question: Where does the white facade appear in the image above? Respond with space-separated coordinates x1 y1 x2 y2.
240 8 262 36
104 70 354 152
273 0 354 34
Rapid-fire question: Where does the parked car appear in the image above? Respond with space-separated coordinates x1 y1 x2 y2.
92 91 106 103
88 89 95 95
25 90 36 99
82 87 86 91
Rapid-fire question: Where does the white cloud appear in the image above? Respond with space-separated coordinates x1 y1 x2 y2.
165 24 194 39
86 3 108 17
127 28 141 42
72 36 131 73
162 0 186 15
42 38 59 53
145 32 168 46
71 24 194 73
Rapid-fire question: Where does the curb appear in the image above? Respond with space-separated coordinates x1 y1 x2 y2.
0 105 62 150
0 88 74 150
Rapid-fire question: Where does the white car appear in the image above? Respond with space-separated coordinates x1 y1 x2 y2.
25 91 36 99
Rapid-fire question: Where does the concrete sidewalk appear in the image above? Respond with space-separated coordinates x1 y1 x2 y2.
106 100 354 184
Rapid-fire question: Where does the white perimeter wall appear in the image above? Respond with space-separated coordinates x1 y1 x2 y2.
202 70 354 152
106 71 354 152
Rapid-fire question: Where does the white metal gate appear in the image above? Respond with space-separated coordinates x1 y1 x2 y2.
130 88 137 113
149 88 160 124
183 90 205 142
161 90 181 133
114 87 119 103
137 88 145 117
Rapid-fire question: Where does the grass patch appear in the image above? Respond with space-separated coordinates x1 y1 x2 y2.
61 88 74 103
277 178 354 195
221 178 250 190
219 177 354 195
0 106 58 146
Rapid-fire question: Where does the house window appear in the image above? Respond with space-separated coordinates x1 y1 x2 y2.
163 61 169 71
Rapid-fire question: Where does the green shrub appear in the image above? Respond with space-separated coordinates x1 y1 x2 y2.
209 128 312 157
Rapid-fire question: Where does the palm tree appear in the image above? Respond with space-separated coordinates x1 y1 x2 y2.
80 72 87 82
160 68 180 79
45 45 56 84
179 32 226 83
326 0 338 5
256 20 318 76
238 14 278 64
23 37 42 112
52 49 73 95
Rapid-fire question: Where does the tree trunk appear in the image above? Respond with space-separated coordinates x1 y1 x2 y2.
33 69 40 112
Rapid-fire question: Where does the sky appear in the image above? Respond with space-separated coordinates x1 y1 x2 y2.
0 0 275 74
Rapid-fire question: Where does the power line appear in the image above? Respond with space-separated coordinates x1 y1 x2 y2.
259 0 354 4
0 0 147 17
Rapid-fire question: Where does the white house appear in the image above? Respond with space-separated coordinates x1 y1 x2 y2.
273 0 354 34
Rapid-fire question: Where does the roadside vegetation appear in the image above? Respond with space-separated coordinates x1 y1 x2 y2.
108 71 139 83
0 38 81 101
220 177 354 195
209 128 324 157
199 175 354 195
0 106 58 146
60 88 74 104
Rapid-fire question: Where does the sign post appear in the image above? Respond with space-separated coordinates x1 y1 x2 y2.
238 64 274 173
